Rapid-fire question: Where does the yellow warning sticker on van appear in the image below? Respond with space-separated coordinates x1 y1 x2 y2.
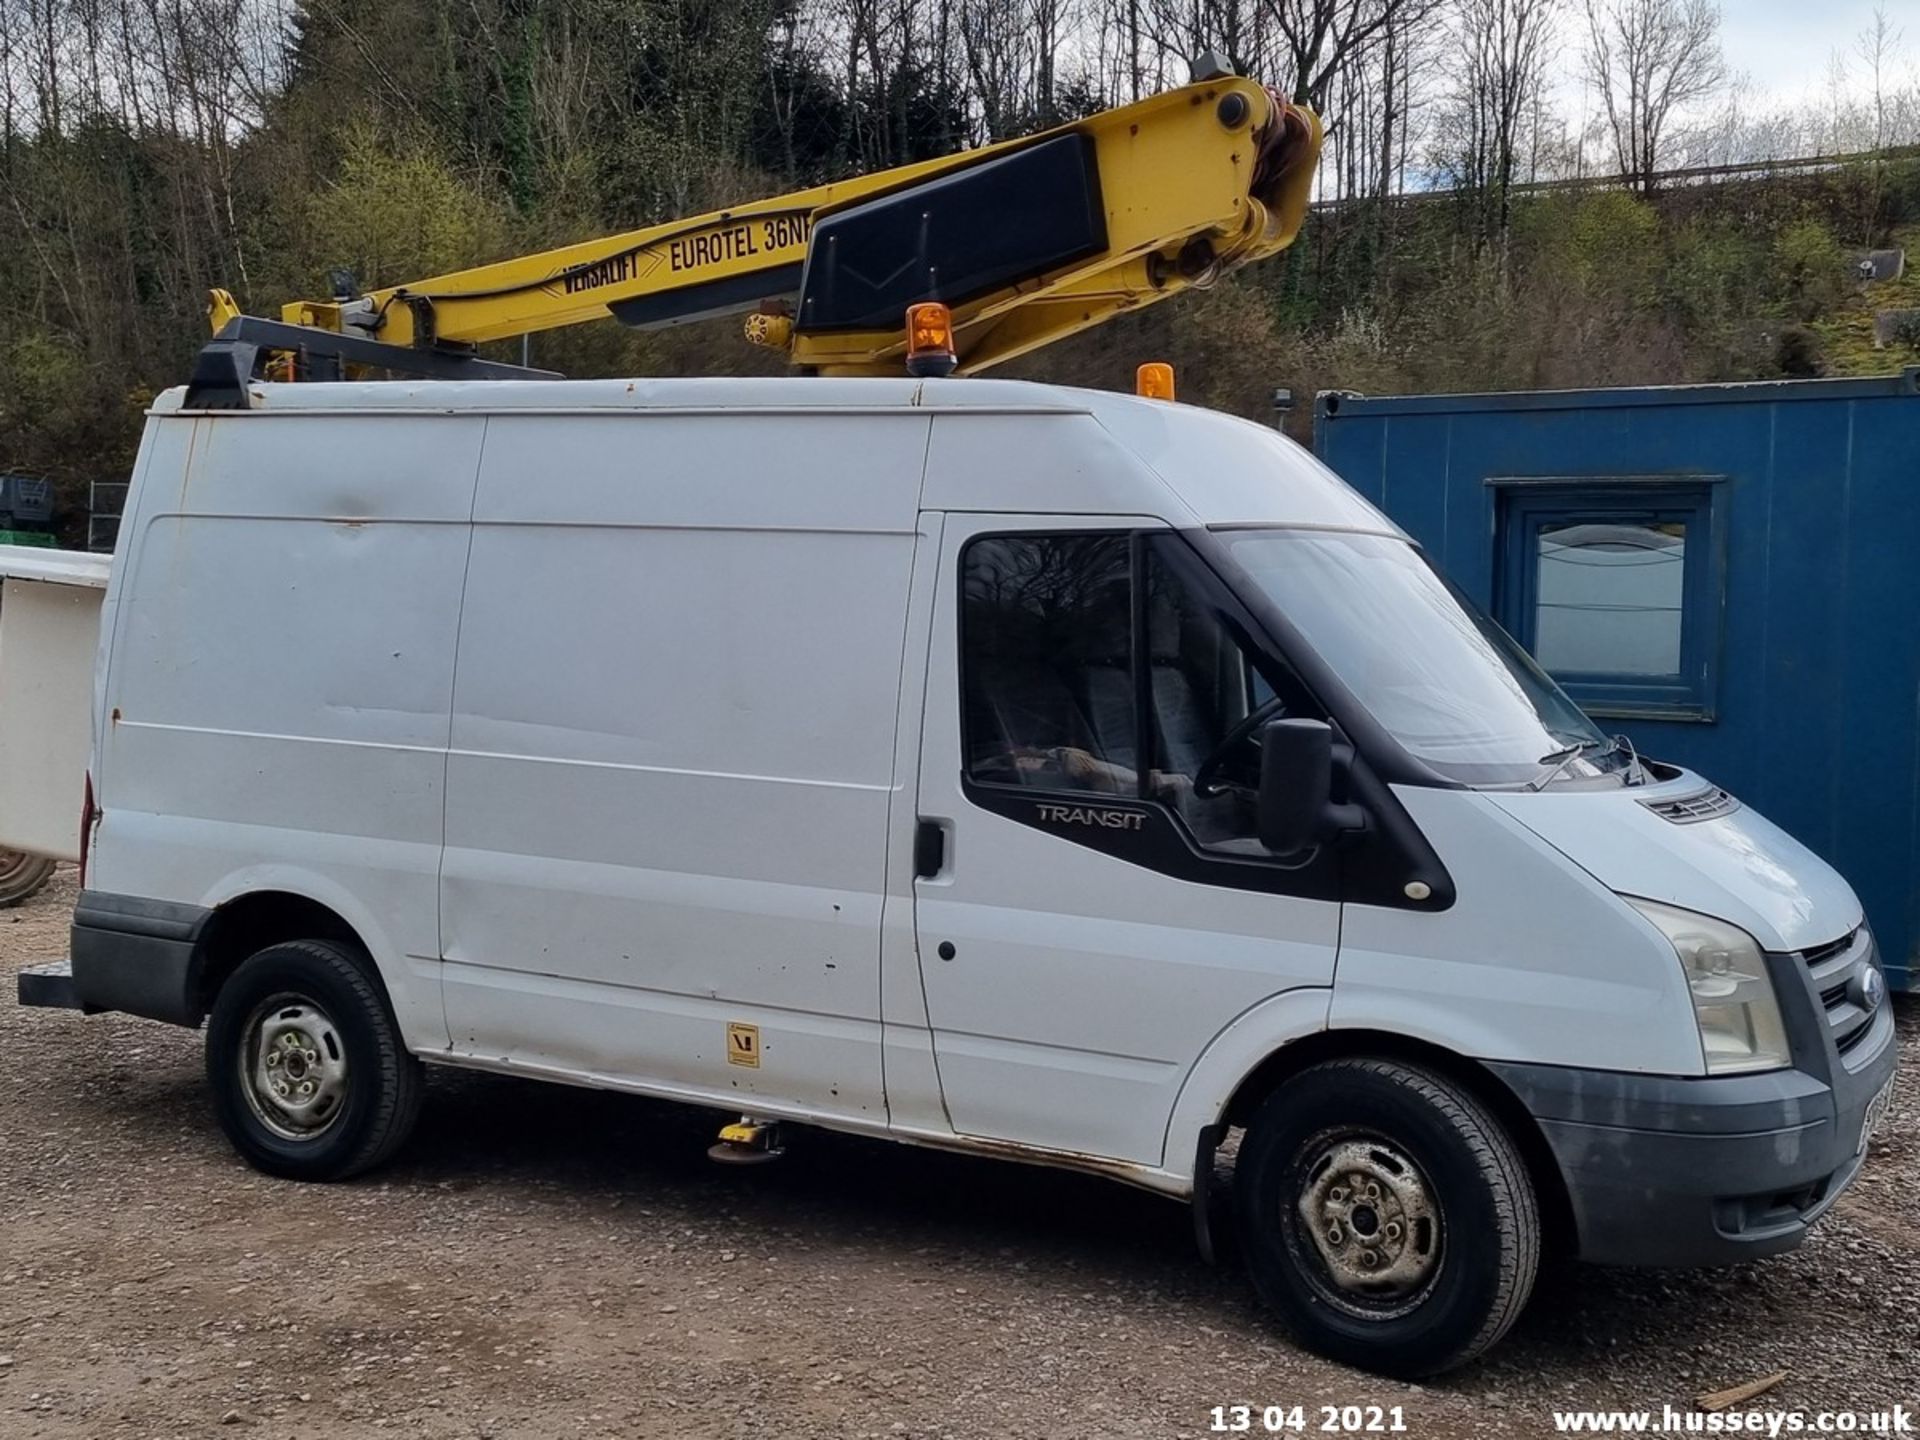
726 1022 761 1068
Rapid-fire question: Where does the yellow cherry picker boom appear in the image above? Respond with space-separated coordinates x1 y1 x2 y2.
191 64 1321 405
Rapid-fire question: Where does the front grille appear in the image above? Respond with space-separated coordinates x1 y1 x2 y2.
1799 926 1879 1059
1837 1016 1876 1057
1640 787 1741 824
1803 934 1854 968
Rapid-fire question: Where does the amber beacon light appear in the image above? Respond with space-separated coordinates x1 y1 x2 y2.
1136 362 1176 401
905 303 958 377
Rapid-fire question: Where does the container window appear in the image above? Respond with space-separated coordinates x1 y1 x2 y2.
1533 518 1687 676
1497 484 1722 721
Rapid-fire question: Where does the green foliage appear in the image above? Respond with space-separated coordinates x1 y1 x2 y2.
1806 222 1920 374
302 124 511 289
1659 219 1771 376
499 9 541 214
0 331 138 535
1771 218 1847 319
0 332 89 428
1518 189 1663 304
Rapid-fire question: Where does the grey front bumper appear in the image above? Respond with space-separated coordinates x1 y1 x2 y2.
1490 931 1900 1267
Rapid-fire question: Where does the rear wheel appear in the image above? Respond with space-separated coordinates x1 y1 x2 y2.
205 939 423 1181
0 849 57 907
1235 1057 1539 1377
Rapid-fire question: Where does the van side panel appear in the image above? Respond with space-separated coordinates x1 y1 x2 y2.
438 412 930 1121
94 413 484 1046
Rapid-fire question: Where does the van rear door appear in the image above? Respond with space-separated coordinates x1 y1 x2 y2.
912 514 1341 1167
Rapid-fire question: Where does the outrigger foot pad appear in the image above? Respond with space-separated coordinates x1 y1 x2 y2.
708 1117 785 1166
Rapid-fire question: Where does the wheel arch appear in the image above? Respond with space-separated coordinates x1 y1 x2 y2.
192 890 366 1016
1190 1024 1577 1261
183 866 443 1052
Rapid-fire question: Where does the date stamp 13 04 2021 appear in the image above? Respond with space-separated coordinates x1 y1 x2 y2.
1210 1405 1411 1434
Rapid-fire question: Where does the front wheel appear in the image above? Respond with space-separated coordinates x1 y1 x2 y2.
205 939 423 1181
1234 1057 1539 1377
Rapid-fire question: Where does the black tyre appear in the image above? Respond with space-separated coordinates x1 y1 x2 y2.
205 939 424 1181
1234 1057 1539 1377
0 849 57 907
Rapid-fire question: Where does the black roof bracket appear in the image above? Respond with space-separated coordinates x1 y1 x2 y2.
184 316 561 410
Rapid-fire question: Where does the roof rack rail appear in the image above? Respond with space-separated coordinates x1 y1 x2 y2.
184 316 561 410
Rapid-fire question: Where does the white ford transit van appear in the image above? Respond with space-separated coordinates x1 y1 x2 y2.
26 376 1898 1376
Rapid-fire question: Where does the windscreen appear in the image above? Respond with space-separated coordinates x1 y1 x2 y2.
1221 529 1621 788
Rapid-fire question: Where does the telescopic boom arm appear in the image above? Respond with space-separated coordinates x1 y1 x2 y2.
206 72 1320 382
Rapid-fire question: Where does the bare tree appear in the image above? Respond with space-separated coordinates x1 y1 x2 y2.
1435 0 1557 247
1582 0 1723 192
1853 6 1903 242
1264 0 1443 109
1857 5 1901 153
1317 1 1435 202
1138 0 1274 92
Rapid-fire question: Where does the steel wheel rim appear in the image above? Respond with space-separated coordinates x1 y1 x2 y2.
237 993 350 1141
1286 1129 1444 1320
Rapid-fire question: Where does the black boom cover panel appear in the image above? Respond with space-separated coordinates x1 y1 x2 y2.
796 133 1107 333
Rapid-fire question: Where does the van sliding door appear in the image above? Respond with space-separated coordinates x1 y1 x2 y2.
437 409 929 1120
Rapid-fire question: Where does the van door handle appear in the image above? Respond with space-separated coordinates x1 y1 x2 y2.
914 819 947 879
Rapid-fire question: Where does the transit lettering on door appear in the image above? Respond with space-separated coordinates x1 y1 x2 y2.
1033 803 1145 831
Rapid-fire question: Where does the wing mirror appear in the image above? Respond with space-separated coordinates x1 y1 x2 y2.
1257 719 1365 857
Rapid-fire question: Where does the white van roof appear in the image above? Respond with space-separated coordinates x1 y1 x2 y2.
148 376 1402 536
152 375 1080 415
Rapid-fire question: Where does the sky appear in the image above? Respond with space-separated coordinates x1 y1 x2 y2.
1712 0 1912 103
1532 0 1914 154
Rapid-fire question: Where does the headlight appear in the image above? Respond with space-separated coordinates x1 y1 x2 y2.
1626 898 1791 1075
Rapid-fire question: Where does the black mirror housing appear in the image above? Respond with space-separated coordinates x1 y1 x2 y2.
1257 718 1333 856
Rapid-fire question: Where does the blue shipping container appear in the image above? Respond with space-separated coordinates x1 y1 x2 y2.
1315 368 1920 990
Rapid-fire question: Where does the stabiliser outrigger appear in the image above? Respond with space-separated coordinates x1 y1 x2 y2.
191 64 1320 405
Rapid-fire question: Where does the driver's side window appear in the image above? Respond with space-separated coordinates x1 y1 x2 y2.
959 530 1318 854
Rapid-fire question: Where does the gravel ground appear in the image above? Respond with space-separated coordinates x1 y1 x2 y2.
2 867 1915 1439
